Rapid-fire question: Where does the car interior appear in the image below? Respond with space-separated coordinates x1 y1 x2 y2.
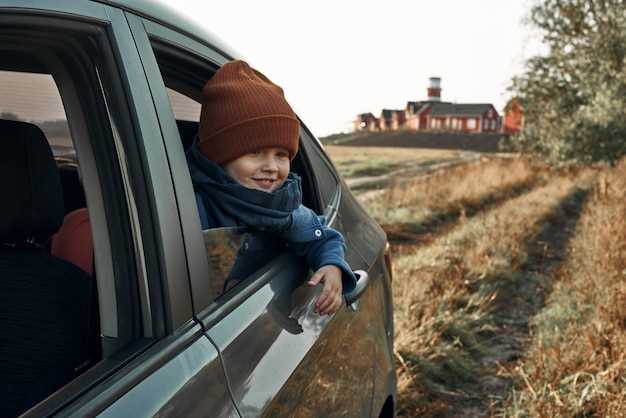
0 37 112 416
0 116 99 417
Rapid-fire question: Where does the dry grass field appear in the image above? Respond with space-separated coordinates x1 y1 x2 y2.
326 145 467 179
326 146 626 417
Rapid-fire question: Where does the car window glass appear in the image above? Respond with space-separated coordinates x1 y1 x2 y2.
0 70 73 157
0 68 100 418
0 20 144 417
166 87 200 122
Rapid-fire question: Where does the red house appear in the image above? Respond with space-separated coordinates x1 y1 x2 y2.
503 98 524 134
428 103 500 132
354 112 379 132
390 110 406 130
379 109 396 131
354 77 501 133
405 100 443 130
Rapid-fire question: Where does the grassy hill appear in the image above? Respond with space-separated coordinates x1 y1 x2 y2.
320 131 506 153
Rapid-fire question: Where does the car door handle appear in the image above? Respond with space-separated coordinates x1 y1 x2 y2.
344 270 369 307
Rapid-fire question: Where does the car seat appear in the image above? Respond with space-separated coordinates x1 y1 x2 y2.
0 119 99 418
58 164 87 214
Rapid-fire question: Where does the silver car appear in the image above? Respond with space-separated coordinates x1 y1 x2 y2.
0 1 396 416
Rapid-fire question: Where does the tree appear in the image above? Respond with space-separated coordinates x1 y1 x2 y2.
504 0 626 163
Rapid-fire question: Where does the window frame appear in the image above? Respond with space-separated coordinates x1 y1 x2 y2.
0 4 200 415
130 15 335 319
0 8 149 416
128 14 225 316
0 13 150 347
298 124 342 219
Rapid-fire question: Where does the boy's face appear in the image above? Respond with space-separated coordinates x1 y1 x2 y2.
223 147 290 193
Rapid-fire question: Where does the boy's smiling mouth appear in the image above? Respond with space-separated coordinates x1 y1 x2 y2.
222 147 290 193
251 177 278 189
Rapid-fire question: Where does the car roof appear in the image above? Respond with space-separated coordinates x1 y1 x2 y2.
95 0 241 61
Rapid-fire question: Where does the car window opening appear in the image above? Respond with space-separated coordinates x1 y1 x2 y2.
0 66 101 418
151 44 324 303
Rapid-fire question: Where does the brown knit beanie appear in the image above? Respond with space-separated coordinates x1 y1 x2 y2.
198 60 300 165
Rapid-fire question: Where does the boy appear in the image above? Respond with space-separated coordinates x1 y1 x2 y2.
187 60 356 315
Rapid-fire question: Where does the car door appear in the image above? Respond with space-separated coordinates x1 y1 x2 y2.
82 6 238 418
298 130 397 417
0 2 237 417
125 14 380 417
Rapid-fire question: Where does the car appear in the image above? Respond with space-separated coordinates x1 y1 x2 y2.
0 1 396 417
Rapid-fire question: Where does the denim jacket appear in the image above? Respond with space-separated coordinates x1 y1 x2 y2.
187 141 357 294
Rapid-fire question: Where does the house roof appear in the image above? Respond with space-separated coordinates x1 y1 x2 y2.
414 104 432 115
381 109 398 119
358 112 376 119
430 103 497 117
406 101 420 108
407 100 451 115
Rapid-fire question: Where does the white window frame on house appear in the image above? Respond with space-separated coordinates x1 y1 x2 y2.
467 118 476 130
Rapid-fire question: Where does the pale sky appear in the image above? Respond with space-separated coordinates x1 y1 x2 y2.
166 1 546 137
0 2 545 138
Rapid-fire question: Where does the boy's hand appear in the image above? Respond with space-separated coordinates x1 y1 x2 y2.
308 265 343 315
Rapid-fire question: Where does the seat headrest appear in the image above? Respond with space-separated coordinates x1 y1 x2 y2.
0 119 64 243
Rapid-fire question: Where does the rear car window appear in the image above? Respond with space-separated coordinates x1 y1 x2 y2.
1 19 146 416
0 70 73 157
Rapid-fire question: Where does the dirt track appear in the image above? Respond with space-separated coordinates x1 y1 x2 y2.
386 171 595 417
327 145 609 417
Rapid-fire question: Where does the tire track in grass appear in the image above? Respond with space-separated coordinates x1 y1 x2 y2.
366 157 552 255
383 177 544 249
349 154 481 198
392 173 596 417
498 165 626 416
448 187 591 417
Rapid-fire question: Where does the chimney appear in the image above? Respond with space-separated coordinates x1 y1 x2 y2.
427 77 441 101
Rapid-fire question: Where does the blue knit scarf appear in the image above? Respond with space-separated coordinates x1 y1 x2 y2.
187 141 302 231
